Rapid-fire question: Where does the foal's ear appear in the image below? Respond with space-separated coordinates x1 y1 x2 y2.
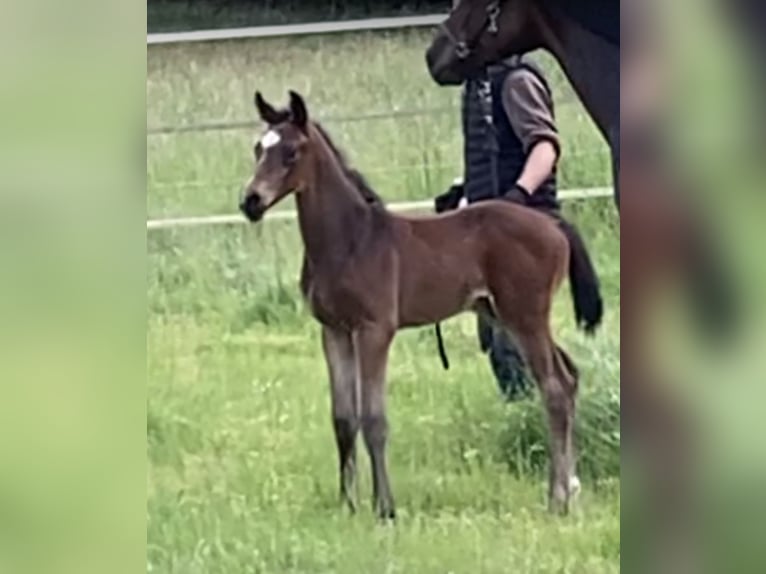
254 91 284 125
288 90 308 131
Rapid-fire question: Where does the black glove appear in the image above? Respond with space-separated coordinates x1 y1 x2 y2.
435 181 465 213
503 183 561 213
502 183 532 206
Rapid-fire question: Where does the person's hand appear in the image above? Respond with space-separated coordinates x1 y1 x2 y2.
502 183 532 206
435 181 465 213
526 190 561 212
504 184 561 214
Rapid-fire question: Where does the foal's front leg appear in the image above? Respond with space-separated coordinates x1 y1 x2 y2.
355 326 396 520
321 326 359 512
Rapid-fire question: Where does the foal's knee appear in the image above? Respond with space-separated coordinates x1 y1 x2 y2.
333 414 358 441
361 413 388 446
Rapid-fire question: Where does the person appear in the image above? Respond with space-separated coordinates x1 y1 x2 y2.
434 55 562 400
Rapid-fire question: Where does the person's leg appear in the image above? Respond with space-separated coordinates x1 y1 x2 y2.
476 313 532 401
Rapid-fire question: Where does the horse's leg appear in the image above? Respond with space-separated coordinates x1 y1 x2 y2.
321 325 359 513
354 326 396 520
554 344 581 498
513 326 574 514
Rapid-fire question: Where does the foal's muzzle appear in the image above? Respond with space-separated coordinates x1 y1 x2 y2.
239 193 266 222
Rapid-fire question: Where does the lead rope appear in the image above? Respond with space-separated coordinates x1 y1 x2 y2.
435 323 450 370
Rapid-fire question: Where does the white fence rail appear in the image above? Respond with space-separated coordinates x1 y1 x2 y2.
147 187 612 231
148 14 445 46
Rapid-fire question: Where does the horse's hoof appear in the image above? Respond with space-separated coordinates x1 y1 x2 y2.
569 475 582 498
377 506 396 522
340 493 357 515
549 483 571 515
548 499 570 516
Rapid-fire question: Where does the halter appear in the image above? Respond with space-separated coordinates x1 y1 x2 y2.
439 0 502 61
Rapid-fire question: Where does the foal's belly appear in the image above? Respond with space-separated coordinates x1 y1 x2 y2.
395 230 487 328
397 280 488 328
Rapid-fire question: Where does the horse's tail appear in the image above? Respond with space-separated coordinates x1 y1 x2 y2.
557 218 603 334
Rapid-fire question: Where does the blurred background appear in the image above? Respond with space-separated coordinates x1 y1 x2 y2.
0 0 764 572
621 0 766 572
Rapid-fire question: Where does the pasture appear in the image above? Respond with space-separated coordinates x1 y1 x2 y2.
147 28 620 573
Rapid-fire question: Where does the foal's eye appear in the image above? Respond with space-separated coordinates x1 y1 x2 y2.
282 146 298 166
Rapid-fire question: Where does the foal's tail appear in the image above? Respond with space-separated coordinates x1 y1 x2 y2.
557 218 604 334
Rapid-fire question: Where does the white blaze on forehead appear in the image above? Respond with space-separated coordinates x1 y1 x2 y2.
260 129 281 149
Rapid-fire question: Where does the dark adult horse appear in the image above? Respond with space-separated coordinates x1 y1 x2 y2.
425 0 734 335
426 0 620 205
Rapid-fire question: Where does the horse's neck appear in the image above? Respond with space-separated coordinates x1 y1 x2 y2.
296 142 371 270
536 4 619 146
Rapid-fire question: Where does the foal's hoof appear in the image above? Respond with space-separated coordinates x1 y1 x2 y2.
569 475 582 499
549 485 571 515
340 491 357 515
548 498 570 516
376 506 396 522
342 500 357 515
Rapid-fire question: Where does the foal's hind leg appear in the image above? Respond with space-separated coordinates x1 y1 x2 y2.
322 326 359 512
354 326 396 520
513 326 576 514
555 344 581 498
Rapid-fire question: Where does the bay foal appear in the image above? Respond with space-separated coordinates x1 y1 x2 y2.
239 91 603 518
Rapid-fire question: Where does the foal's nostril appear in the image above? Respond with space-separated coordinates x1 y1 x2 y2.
239 193 264 220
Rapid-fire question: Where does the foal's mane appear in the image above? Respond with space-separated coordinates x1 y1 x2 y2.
311 121 386 208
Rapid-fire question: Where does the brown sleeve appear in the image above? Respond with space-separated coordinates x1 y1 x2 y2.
501 69 560 157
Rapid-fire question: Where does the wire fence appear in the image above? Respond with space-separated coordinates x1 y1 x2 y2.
149 146 608 191
148 106 457 136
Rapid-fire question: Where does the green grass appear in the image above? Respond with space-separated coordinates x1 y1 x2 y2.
148 30 619 573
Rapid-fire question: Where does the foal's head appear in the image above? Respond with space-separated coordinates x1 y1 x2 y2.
240 91 316 222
